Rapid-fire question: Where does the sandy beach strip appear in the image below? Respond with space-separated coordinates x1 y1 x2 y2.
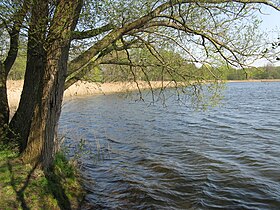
7 80 176 110
7 79 280 111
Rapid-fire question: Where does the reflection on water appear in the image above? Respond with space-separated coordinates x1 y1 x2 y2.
59 82 280 209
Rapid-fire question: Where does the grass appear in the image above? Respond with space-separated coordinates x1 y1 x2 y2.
0 144 85 210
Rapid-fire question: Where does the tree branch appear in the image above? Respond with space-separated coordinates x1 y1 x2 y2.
142 20 254 66
71 23 115 40
68 0 279 83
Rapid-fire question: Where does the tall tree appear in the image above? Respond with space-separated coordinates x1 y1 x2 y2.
9 0 48 151
18 0 83 169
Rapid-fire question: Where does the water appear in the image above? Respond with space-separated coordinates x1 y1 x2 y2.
59 82 280 209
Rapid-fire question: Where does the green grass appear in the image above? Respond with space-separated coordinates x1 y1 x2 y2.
0 145 85 210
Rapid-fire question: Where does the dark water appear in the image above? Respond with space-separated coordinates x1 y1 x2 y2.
59 82 280 209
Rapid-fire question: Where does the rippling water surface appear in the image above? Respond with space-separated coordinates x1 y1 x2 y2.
59 82 280 209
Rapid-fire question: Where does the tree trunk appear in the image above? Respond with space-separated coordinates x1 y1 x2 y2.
0 8 27 138
20 0 83 170
9 48 46 150
0 63 9 138
9 0 47 151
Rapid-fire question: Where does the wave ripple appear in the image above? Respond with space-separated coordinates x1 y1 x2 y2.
60 82 280 209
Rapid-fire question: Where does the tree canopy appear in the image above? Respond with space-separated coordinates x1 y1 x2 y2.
67 0 277 86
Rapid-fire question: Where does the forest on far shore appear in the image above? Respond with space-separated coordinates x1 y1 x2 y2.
8 51 280 82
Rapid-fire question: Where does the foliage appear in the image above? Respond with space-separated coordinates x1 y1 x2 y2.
8 54 26 80
82 66 104 82
222 65 280 80
6 50 280 82
54 152 75 178
66 0 279 89
100 48 280 82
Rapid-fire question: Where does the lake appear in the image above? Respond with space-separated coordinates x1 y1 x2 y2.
59 82 280 209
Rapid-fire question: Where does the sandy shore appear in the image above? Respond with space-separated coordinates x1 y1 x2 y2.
7 79 280 111
7 80 24 112
7 80 175 111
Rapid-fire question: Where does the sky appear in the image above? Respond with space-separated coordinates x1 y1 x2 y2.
260 6 280 38
256 5 280 66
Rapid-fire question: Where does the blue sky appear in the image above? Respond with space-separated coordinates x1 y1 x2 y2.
259 6 280 38
255 6 280 66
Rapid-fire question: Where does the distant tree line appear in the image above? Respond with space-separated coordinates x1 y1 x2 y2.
224 65 280 80
8 50 280 81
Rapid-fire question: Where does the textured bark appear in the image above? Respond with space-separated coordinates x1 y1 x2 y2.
21 0 83 170
9 0 47 151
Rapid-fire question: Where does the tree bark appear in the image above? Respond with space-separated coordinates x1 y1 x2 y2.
20 0 83 170
9 0 47 151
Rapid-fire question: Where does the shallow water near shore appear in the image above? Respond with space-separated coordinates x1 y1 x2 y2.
59 82 280 209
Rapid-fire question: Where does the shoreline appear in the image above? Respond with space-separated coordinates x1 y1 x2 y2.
226 79 280 83
7 79 280 111
7 80 176 112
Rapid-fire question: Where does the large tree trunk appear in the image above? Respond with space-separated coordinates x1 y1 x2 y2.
9 0 47 151
21 0 82 170
21 46 69 167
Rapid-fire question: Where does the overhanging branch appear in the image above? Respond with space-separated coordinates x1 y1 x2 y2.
67 0 280 85
71 23 115 40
